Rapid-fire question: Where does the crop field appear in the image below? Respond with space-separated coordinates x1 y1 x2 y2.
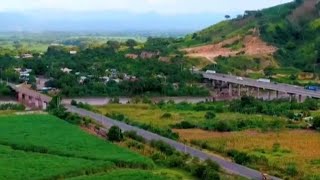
96 104 285 129
0 114 160 179
0 114 152 167
175 129 320 179
70 169 167 180
0 145 114 180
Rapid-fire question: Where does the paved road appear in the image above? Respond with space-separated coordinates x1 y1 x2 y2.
202 72 320 99
66 105 281 180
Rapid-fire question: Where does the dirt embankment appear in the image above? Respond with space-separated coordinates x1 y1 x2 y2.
183 34 277 62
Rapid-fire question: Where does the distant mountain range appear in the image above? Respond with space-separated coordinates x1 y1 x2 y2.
0 10 234 33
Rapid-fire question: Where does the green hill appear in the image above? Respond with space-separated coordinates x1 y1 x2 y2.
183 0 320 73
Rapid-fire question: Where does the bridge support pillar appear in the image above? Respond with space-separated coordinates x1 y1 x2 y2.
289 94 293 102
18 92 23 102
228 83 233 96
268 91 272 100
238 84 241 97
298 95 302 103
212 80 215 87
276 91 279 99
246 87 250 96
257 88 260 99
42 102 47 110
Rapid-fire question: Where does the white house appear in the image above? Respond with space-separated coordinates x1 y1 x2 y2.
61 68 73 74
70 51 77 55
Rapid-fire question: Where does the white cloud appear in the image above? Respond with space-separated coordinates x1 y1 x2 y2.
0 0 293 14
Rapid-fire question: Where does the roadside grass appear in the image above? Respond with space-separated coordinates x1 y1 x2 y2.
96 104 286 130
0 145 115 180
175 129 320 179
0 114 154 169
69 169 168 180
0 110 17 115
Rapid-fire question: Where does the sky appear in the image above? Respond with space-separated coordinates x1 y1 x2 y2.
0 0 293 32
0 0 293 15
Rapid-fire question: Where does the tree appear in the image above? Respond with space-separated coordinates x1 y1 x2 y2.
205 112 216 120
225 15 231 19
264 66 275 77
107 41 120 51
107 126 124 142
126 39 137 49
312 116 320 130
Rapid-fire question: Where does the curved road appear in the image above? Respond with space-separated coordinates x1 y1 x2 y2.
66 105 280 180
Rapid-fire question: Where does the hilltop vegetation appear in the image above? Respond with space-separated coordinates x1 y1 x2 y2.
183 0 320 74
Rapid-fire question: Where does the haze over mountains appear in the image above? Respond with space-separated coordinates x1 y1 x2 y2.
0 10 231 33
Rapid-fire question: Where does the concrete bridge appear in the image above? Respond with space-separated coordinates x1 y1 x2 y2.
202 72 320 102
7 82 52 110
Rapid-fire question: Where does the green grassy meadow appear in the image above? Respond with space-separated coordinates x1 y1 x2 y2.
96 103 287 130
70 169 168 180
0 114 162 179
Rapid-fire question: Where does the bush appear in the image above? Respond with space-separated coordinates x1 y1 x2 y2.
124 131 146 143
167 155 184 168
161 112 172 119
70 100 77 106
150 140 175 156
0 103 25 111
312 116 320 130
107 126 124 142
205 111 216 120
286 163 298 176
203 168 220 180
204 159 220 171
214 120 233 132
110 97 120 104
172 121 196 129
227 150 251 165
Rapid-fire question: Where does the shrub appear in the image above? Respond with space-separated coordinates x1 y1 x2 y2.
286 163 298 176
312 116 320 130
0 103 25 111
204 159 220 171
107 126 124 142
172 121 196 129
110 97 120 104
161 112 172 119
150 140 175 156
167 155 184 168
227 150 251 165
203 168 220 180
205 111 216 120
124 131 146 143
214 120 233 132
70 100 77 106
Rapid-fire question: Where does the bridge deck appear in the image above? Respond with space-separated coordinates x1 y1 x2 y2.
203 73 320 98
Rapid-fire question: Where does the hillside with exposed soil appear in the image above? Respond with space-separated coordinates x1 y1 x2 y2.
181 0 320 74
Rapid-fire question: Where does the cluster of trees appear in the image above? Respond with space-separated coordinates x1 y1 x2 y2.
229 96 319 116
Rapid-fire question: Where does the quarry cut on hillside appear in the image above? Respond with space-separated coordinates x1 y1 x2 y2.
183 32 277 62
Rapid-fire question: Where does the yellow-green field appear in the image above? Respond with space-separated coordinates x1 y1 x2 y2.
96 104 285 129
175 129 320 179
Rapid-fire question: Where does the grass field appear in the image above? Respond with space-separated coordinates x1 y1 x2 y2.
175 129 320 179
0 114 152 167
0 145 114 180
96 104 285 130
70 169 168 180
0 114 164 179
